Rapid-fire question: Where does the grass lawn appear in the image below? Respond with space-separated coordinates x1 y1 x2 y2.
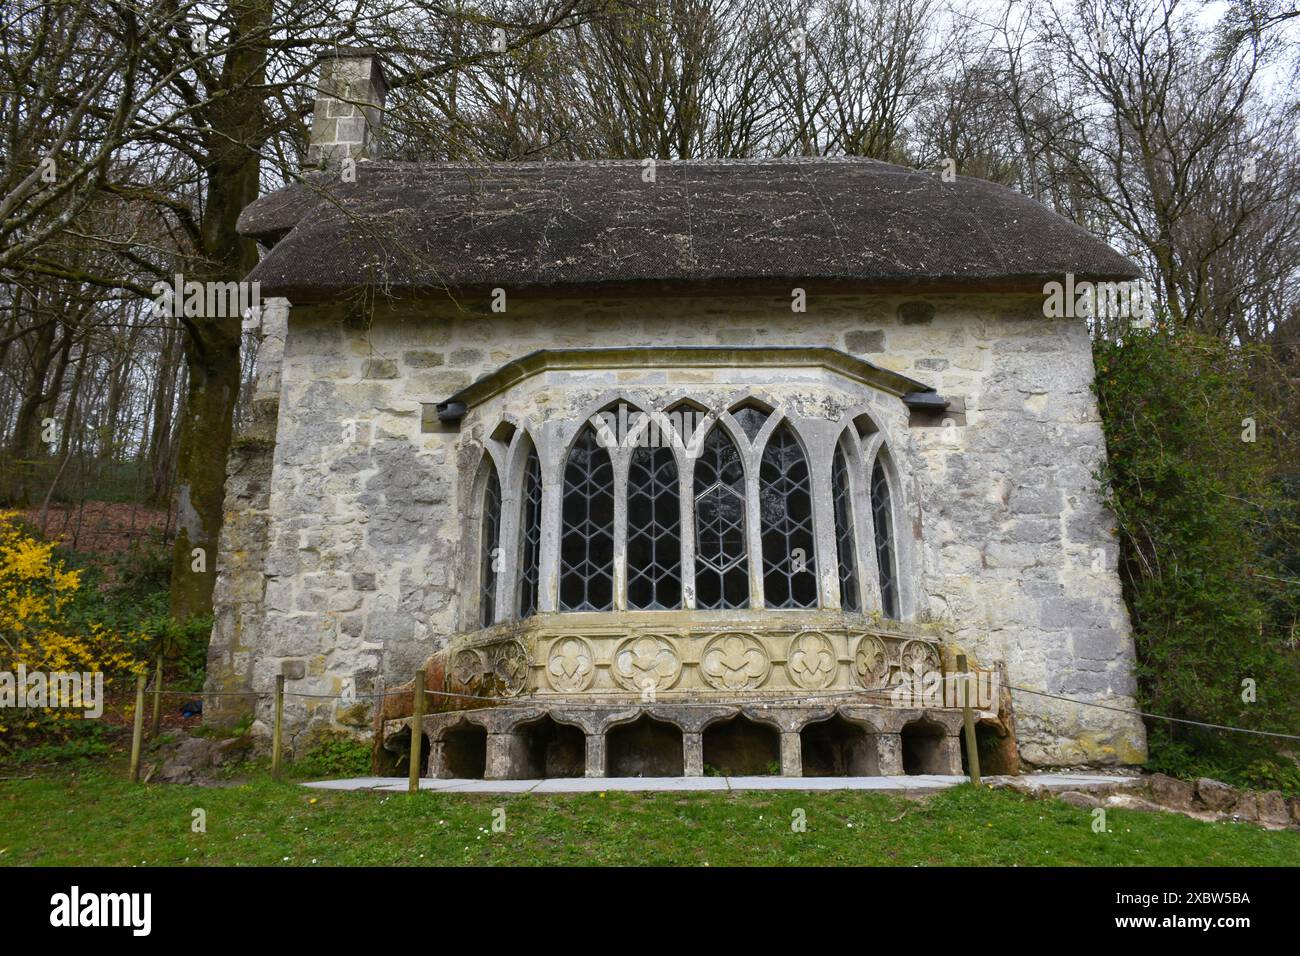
2 766 1299 866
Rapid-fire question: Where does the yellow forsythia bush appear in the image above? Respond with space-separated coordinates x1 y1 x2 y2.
0 511 144 734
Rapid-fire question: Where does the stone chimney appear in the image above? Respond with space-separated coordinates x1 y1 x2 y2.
306 47 387 169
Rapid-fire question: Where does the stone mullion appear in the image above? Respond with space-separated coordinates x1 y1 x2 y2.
808 431 841 610
536 425 564 614
612 449 629 611
743 445 765 609
858 437 884 614
678 444 697 610
495 450 521 624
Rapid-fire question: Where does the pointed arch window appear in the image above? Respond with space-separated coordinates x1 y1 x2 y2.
516 445 543 619
870 458 899 620
759 422 818 608
480 464 502 627
559 426 615 611
694 425 749 609
832 443 860 612
627 445 682 610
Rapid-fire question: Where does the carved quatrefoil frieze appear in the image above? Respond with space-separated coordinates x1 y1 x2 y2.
452 648 485 688
489 640 529 697
898 639 941 681
546 636 596 692
612 634 682 693
786 631 838 689
700 632 771 691
853 634 891 690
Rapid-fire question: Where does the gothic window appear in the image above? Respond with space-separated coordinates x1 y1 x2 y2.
485 402 904 622
832 442 860 612
694 425 750 609
480 464 502 627
516 445 543 619
626 445 682 610
759 423 818 608
871 458 899 620
559 426 615 611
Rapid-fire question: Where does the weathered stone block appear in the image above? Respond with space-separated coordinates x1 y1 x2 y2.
1195 777 1236 811
361 358 398 379
1145 772 1195 810
898 300 935 324
1256 790 1290 826
844 330 885 352
402 350 444 368
1058 790 1102 809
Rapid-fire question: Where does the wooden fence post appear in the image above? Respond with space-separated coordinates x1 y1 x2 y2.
150 654 163 737
271 674 285 781
958 653 980 787
129 672 145 783
408 668 425 794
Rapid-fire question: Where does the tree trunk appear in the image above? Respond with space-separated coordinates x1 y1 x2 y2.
168 0 269 621
148 327 178 504
8 315 58 504
170 320 244 619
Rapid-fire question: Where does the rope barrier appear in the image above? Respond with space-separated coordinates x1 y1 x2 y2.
1006 684 1300 742
148 680 1300 740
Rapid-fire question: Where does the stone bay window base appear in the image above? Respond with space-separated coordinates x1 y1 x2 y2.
376 613 1005 780
384 703 968 780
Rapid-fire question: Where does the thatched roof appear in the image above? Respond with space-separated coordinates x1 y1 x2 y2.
237 157 1140 301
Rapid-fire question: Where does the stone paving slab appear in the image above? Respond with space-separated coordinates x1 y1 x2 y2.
532 776 731 793
304 772 1140 794
985 773 1134 790
303 776 400 790
370 779 543 793
721 775 951 791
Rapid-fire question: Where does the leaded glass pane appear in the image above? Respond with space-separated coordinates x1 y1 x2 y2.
559 427 615 611
832 443 860 612
759 423 818 608
516 446 543 619
871 458 899 620
731 404 770 441
627 445 682 610
694 425 749 609
480 465 502 627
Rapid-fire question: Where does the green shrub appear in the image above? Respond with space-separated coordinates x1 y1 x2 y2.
134 613 213 692
1094 327 1300 770
108 530 172 600
292 734 371 779
10 725 112 766
1145 728 1300 797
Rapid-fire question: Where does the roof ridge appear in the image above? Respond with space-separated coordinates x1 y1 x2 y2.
363 156 909 170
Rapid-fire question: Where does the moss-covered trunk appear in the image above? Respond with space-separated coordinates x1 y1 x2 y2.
168 0 268 621
169 319 244 620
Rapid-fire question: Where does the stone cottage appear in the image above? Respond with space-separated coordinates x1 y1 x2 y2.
205 49 1148 779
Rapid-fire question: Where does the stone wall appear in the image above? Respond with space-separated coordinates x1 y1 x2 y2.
206 290 1147 766
205 298 286 728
